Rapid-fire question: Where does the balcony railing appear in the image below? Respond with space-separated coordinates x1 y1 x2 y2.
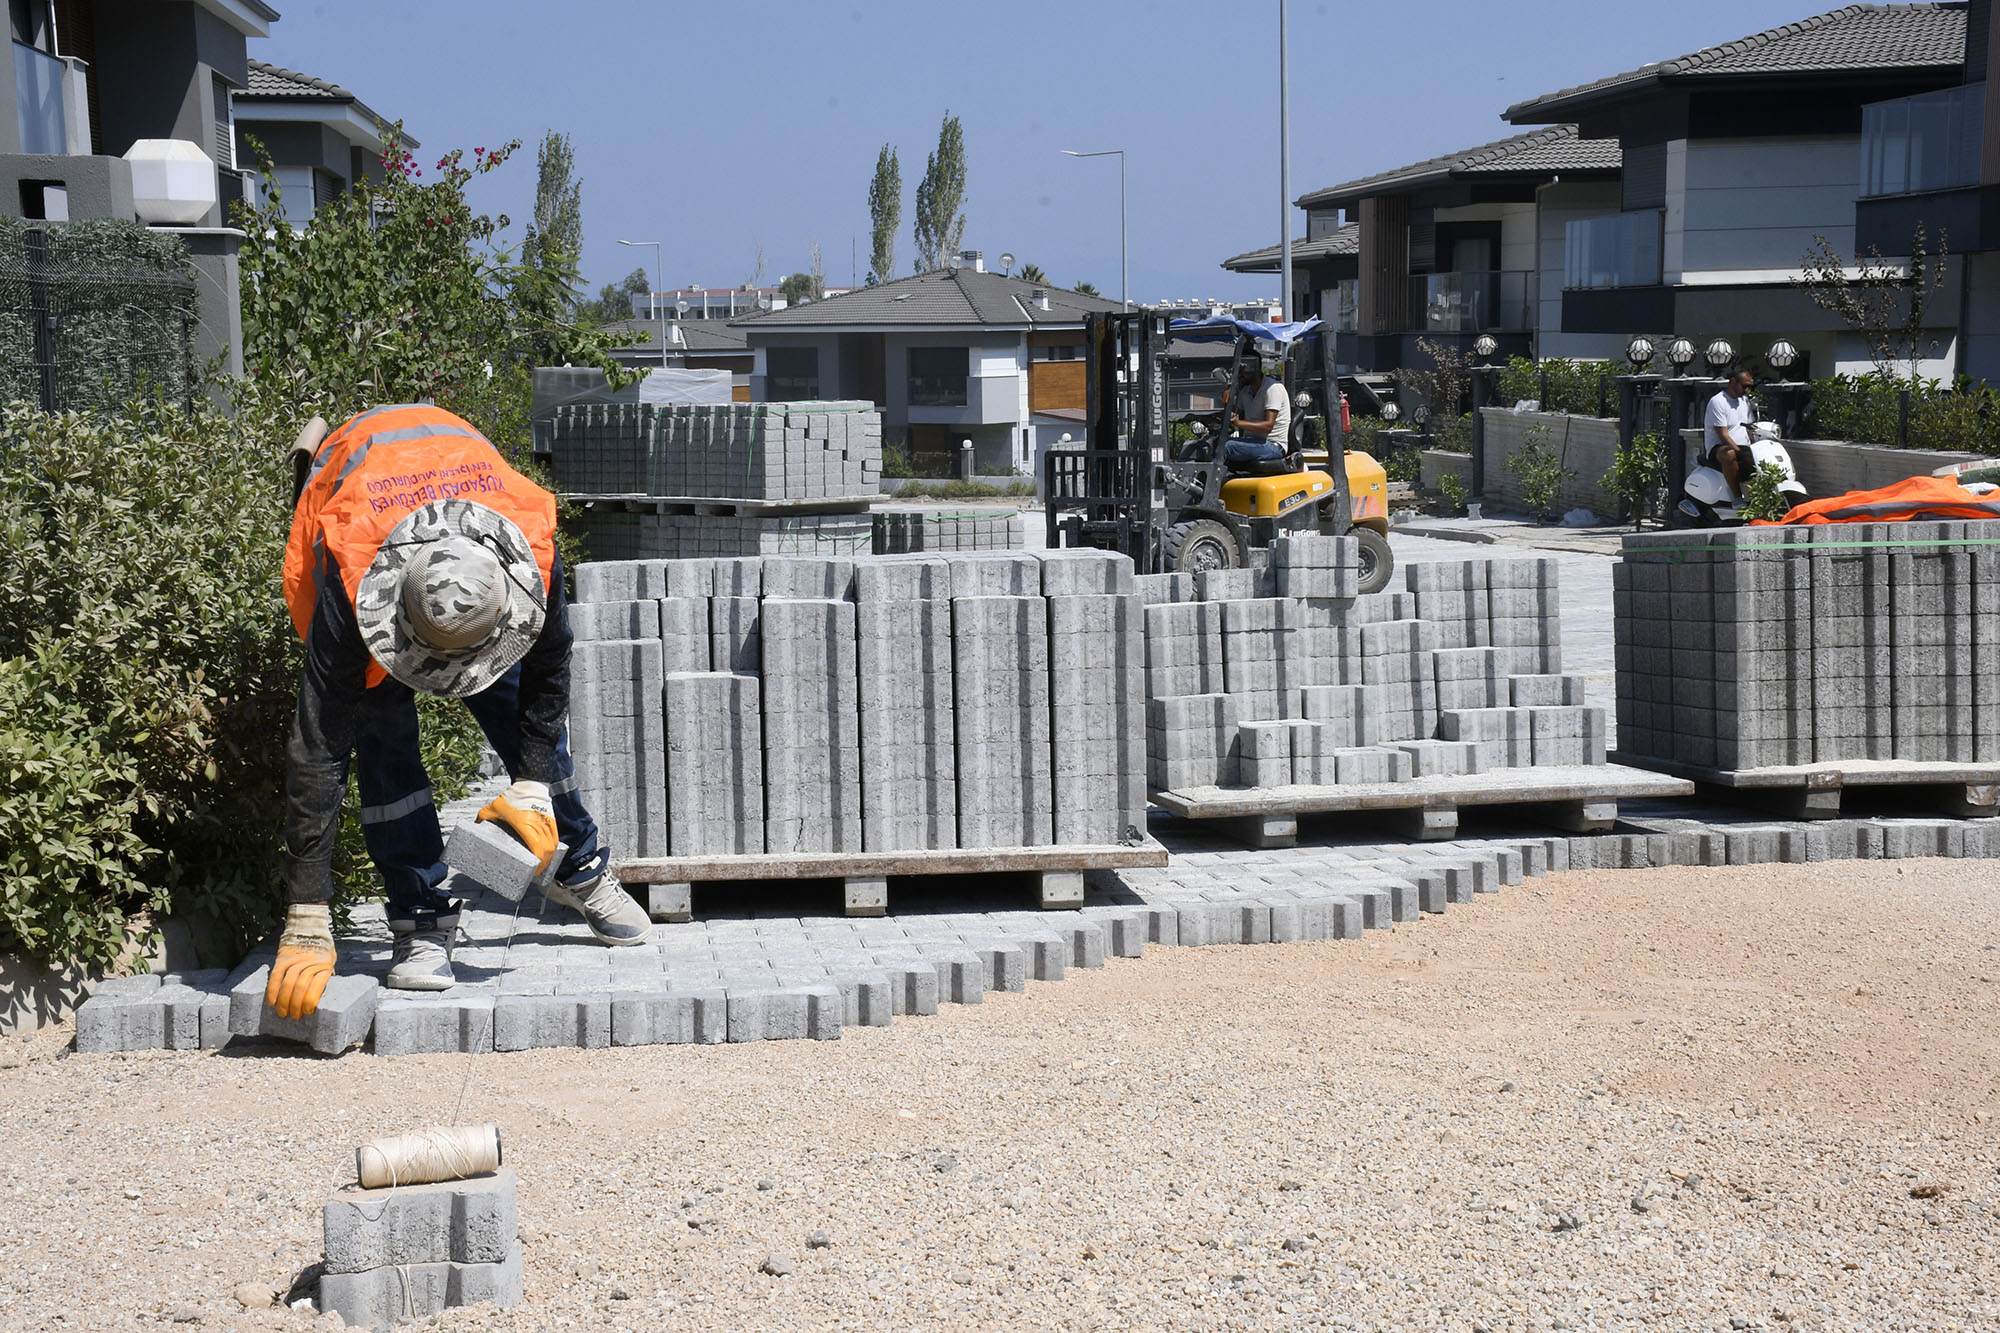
1861 83 1985 199
1564 210 1662 290
1405 270 1535 333
13 42 66 156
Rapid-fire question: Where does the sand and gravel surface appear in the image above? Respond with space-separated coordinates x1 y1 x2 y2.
3 857 1997 1332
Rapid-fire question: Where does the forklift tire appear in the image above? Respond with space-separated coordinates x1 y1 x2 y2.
1162 518 1241 574
1354 525 1394 595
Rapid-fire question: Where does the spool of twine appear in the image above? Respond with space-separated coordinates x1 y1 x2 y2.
355 1124 503 1190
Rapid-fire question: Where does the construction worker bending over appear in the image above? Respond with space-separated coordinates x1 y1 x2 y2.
266 404 649 1020
1224 354 1292 468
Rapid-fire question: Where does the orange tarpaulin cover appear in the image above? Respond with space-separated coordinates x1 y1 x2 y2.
1753 473 2000 525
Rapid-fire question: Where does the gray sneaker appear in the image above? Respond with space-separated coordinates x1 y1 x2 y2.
386 905 461 990
544 872 651 946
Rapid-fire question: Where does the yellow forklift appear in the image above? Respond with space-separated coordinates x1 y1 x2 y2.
1043 311 1394 593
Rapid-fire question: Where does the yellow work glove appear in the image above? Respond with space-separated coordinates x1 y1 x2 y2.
477 779 558 876
266 903 335 1019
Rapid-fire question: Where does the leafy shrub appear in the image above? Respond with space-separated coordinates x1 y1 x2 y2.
1494 356 1618 417
0 399 487 968
890 479 1036 500
1805 373 2000 454
1601 430 1666 530
1436 472 1468 515
1505 424 1576 522
1739 460 1796 522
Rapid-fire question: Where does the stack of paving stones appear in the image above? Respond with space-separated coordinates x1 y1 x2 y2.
566 549 1149 860
572 509 874 562
872 507 1022 554
549 400 882 563
1143 535 1596 792
547 400 880 499
1615 521 1998 770
319 1168 521 1329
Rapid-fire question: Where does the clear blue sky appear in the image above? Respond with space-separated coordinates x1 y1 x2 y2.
260 0 1817 305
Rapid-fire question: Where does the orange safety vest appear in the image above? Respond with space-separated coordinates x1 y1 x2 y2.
1753 473 2000 526
283 404 558 687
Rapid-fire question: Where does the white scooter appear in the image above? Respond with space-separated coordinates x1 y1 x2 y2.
1671 421 1808 527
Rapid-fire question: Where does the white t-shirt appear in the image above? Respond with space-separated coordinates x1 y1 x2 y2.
1233 377 1291 449
1703 389 1754 461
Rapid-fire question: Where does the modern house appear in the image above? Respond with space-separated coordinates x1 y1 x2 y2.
1286 127 1624 375
601 317 753 397
1221 222 1358 328
731 254 1119 475
0 0 280 374
232 58 408 226
1504 1 1969 381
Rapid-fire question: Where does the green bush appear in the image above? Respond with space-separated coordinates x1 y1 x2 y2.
1494 356 1618 417
1600 430 1666 530
1504 424 1576 522
1739 460 1796 522
0 399 488 968
889 479 1036 500
1805 373 2000 454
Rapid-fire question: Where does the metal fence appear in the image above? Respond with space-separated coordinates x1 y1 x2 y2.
0 222 198 414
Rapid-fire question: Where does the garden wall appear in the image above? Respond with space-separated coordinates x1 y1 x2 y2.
1420 449 1473 494
1478 409 1622 517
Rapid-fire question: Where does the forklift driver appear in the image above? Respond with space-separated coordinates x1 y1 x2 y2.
1224 355 1292 468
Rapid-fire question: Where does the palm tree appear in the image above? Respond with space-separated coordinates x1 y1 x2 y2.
1074 280 1101 297
1017 262 1047 284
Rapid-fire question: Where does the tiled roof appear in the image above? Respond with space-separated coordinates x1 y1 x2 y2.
1296 126 1620 207
244 59 357 101
603 319 750 354
1506 3 1965 120
731 267 1120 330
1222 222 1359 273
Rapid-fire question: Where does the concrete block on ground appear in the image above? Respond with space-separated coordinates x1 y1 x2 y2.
372 995 496 1057
319 1242 522 1331
323 1169 516 1273
491 994 610 1050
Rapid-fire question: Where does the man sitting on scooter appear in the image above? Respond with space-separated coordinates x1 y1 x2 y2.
1224 354 1291 468
1702 363 1759 496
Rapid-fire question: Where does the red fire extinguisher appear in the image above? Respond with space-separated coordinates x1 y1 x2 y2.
1339 393 1351 433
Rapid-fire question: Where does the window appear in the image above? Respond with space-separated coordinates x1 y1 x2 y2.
312 167 345 213
212 74 234 170
908 346 968 407
1032 344 1083 362
766 346 819 400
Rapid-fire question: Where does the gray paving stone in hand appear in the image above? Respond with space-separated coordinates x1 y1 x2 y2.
227 968 379 1055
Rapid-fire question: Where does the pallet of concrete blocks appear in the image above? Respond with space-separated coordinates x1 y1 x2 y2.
1136 537 1687 845
570 506 875 562
548 400 881 501
1613 522 2000 818
871 506 1022 554
563 547 1158 913
319 1168 521 1329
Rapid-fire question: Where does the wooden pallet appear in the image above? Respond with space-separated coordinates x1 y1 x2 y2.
613 839 1169 918
566 492 877 517
1151 764 1694 849
1609 752 2000 821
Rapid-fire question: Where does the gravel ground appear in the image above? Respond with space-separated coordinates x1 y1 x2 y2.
3 858 1996 1332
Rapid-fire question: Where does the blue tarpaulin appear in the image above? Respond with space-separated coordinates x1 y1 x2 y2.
1168 314 1323 345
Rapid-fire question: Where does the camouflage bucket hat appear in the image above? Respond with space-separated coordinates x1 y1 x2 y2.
355 499 546 698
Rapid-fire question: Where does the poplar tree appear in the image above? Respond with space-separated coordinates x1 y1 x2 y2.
866 144 900 286
912 113 966 273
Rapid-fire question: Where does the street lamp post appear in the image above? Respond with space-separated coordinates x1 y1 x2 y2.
617 238 667 371
1279 0 1291 323
1063 148 1127 310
